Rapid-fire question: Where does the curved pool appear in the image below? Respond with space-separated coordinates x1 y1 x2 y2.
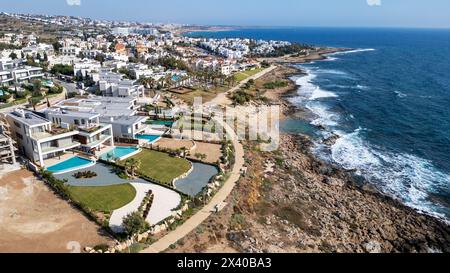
47 156 95 174
174 162 219 196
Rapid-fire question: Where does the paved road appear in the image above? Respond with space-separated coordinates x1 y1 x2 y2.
140 66 276 253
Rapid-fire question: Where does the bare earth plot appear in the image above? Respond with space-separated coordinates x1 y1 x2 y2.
0 170 114 253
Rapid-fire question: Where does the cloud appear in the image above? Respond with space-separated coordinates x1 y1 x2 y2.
367 0 381 6
66 0 81 6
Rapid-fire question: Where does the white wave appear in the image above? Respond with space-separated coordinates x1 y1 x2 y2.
310 88 338 100
317 69 349 76
356 85 369 90
295 70 339 101
328 48 376 56
306 103 339 127
395 90 407 98
329 129 450 221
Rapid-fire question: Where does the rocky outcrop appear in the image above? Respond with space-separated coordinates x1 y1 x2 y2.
228 134 450 253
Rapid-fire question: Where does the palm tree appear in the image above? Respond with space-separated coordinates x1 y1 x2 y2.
124 158 141 178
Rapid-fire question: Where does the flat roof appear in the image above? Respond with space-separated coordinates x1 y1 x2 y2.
8 109 50 127
100 115 147 126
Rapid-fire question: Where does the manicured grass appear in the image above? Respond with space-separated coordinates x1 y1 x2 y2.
123 149 192 185
234 68 264 82
67 184 136 213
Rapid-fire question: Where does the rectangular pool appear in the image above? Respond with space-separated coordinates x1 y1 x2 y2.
136 134 161 143
148 120 174 127
47 156 95 174
100 146 140 161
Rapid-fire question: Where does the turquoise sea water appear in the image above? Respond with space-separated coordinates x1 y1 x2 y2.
188 28 450 221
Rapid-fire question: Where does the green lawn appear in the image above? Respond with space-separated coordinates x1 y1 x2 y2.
122 149 192 185
67 184 136 213
234 68 264 82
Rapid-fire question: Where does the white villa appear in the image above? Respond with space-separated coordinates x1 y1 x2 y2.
6 109 81 167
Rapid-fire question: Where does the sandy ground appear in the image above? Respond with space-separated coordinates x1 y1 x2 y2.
154 138 195 151
189 142 222 164
0 170 114 253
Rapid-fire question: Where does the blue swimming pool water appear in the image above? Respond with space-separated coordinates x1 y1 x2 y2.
100 147 139 160
136 134 160 142
47 156 93 173
148 120 174 127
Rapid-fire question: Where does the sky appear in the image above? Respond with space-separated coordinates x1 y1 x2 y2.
1 0 450 28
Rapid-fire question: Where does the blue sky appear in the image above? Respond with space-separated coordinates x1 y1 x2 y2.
1 0 450 28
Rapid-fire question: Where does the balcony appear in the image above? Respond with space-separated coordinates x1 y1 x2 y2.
82 135 112 149
40 140 81 154
32 127 79 141
76 123 112 137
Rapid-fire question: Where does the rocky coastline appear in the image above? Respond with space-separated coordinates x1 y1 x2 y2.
254 51 450 253
166 47 450 253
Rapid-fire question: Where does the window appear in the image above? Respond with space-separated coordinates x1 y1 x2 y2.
74 119 80 126
16 132 23 140
14 121 21 128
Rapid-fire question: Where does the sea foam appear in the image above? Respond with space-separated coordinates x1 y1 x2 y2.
329 129 450 221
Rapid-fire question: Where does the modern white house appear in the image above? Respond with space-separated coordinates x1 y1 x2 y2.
99 78 146 98
6 109 81 167
59 46 82 56
42 107 114 154
0 58 44 85
101 115 149 139
54 96 148 140
73 59 102 78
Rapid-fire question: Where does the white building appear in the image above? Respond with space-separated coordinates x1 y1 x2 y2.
73 59 102 77
59 46 82 57
6 109 81 167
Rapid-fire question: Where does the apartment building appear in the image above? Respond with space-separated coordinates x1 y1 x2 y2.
0 58 44 85
6 109 81 167
42 108 114 154
55 96 148 140
59 46 82 56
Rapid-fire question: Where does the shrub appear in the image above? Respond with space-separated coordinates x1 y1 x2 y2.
263 80 289 89
73 171 97 179
122 211 149 237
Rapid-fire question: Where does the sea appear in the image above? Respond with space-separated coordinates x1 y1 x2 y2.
186 27 450 222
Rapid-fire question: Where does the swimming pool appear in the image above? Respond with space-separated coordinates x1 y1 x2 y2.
174 162 219 196
148 120 174 127
136 134 161 143
47 156 95 174
100 146 140 161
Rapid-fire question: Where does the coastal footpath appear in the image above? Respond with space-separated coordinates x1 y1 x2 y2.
166 48 450 253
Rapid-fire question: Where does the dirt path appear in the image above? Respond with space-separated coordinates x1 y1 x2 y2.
140 64 277 253
206 65 277 107
141 118 245 253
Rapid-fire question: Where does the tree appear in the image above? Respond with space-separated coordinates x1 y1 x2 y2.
194 153 207 161
122 211 149 236
51 64 74 76
32 80 42 93
9 52 18 60
52 41 62 52
124 158 141 178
